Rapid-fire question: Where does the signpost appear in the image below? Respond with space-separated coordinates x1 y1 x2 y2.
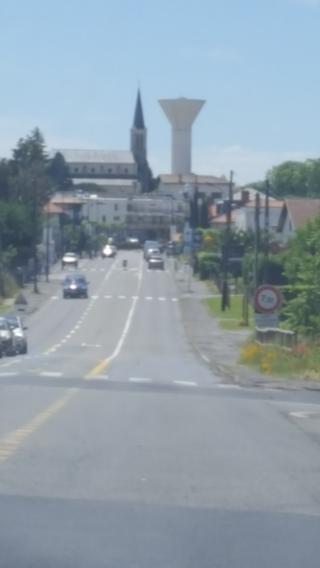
254 285 282 328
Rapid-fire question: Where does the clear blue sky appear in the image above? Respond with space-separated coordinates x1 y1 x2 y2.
0 0 319 183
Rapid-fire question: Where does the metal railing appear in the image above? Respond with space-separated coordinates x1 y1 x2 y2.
255 327 297 350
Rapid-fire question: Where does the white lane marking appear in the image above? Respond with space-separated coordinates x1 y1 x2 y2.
100 268 105 272
61 339 67 344
91 295 99 300
173 380 197 387
81 343 102 348
158 297 166 301
216 383 242 390
171 298 178 302
118 295 127 300
201 353 210 363
40 372 63 378
50 296 59 300
74 325 80 330
289 410 320 419
0 372 18 377
129 377 152 384
104 295 113 299
145 296 153 300
92 256 144 370
94 374 109 380
131 295 139 300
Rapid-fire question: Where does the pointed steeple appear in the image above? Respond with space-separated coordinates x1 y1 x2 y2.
133 89 145 130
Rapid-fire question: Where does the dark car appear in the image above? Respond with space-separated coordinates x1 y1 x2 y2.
148 253 164 270
6 315 28 354
63 275 88 299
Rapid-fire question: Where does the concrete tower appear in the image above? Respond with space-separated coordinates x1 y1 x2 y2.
159 97 205 175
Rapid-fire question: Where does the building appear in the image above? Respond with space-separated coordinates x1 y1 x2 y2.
53 90 152 195
157 173 230 199
126 195 188 240
277 198 320 244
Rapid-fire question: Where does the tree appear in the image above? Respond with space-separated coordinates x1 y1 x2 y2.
12 127 48 170
48 152 72 191
283 216 320 336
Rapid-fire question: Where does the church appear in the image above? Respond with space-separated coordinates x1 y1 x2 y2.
54 90 152 195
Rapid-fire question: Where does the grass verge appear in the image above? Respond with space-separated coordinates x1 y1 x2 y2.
203 295 253 330
240 341 320 380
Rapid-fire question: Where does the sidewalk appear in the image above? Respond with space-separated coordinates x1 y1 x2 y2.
172 259 320 391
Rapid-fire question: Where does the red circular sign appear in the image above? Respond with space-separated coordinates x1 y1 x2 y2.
254 285 282 314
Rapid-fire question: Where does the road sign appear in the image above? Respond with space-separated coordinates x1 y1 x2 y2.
255 313 279 329
254 285 282 314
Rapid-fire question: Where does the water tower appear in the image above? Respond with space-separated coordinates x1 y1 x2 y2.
159 97 205 175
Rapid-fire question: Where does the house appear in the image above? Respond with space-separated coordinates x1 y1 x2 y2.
277 198 320 244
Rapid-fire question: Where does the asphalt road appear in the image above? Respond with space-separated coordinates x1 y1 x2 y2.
1 250 320 567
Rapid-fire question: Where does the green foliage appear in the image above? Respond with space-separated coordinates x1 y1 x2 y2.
282 216 320 336
267 158 320 198
48 152 72 191
196 252 221 280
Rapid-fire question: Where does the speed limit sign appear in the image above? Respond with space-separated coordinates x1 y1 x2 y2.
254 285 282 314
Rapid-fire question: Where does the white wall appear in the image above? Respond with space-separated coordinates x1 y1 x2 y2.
82 198 128 225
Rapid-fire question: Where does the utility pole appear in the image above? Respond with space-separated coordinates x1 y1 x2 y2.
45 207 50 282
221 170 234 311
32 186 39 294
263 179 270 283
254 192 261 290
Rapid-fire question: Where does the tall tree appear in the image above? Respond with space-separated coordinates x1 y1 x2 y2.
48 152 72 191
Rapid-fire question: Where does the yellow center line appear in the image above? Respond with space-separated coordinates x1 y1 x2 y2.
85 358 110 380
0 389 78 464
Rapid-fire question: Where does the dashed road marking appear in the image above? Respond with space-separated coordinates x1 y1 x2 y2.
145 296 153 301
50 296 59 300
39 371 63 378
94 374 109 380
0 372 18 377
289 410 320 419
104 295 113 299
118 295 126 300
201 353 210 363
91 295 99 300
171 298 178 302
158 297 166 301
173 380 197 387
129 377 152 384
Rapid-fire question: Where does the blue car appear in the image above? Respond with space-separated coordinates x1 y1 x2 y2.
63 275 88 299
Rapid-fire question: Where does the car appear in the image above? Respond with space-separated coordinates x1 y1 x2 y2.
5 315 28 354
145 247 161 261
0 317 18 355
101 244 117 258
148 253 165 270
143 240 159 259
63 275 88 299
61 252 78 269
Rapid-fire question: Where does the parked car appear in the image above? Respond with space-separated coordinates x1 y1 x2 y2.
0 317 18 355
101 244 117 258
63 275 89 299
62 252 78 269
6 315 28 354
148 253 165 270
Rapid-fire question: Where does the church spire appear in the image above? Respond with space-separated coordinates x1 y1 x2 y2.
133 89 145 130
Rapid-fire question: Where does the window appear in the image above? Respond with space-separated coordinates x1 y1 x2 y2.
91 168 95 173
114 204 118 211
108 168 112 174
124 168 128 174
102 215 106 223
82 165 87 172
74 167 79 173
114 215 120 221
